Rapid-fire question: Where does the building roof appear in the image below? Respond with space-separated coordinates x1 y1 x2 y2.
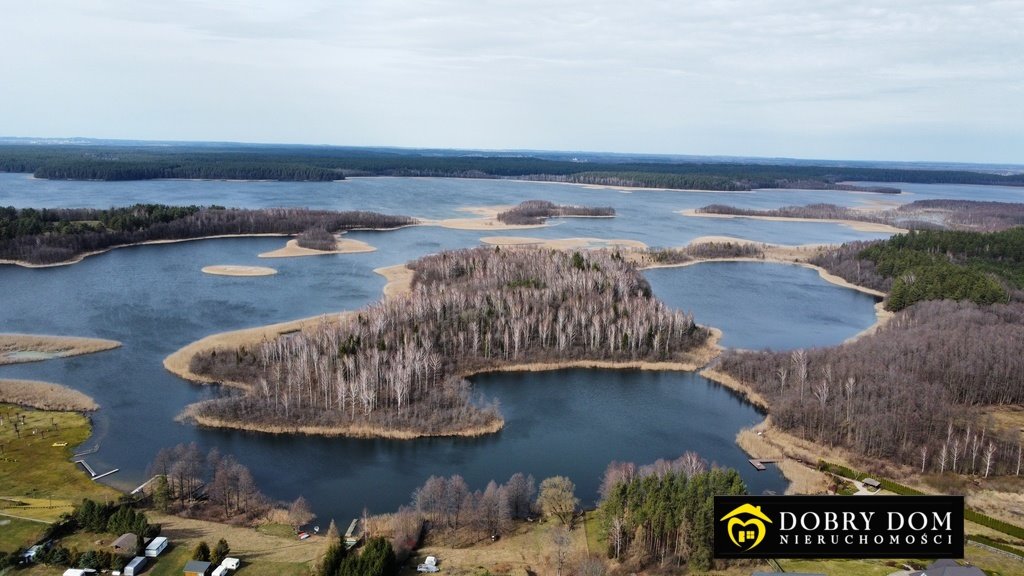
111 533 138 551
184 560 212 574
862 477 882 487
146 536 168 550
125 557 147 568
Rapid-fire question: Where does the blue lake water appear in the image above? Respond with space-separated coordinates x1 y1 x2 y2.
3 174 1012 522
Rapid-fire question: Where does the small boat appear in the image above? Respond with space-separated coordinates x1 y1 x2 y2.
298 532 310 540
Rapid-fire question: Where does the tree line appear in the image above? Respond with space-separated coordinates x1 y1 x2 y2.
187 247 709 436
0 204 414 264
641 242 766 265
698 199 1024 233
809 228 1024 311
147 442 271 523
495 200 614 225
597 453 746 571
5 144 1024 189
716 299 1024 477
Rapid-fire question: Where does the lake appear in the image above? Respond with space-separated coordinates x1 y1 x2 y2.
5 175 1010 521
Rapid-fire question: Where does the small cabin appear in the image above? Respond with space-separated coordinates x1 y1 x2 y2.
112 533 138 556
862 477 881 491
184 560 212 576
344 518 362 548
124 556 147 576
145 536 169 558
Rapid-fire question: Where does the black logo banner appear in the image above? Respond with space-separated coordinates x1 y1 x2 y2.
713 495 964 559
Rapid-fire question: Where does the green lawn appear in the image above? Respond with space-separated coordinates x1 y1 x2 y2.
147 542 192 576
0 515 47 552
255 523 298 539
0 404 120 522
581 510 605 557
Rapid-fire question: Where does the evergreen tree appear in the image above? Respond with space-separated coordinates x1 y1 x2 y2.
192 541 211 562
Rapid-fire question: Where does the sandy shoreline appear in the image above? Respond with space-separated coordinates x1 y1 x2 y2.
0 379 99 411
679 208 908 234
258 237 376 258
480 236 649 250
201 265 278 276
417 206 548 231
1 333 122 366
181 409 505 439
164 265 412 387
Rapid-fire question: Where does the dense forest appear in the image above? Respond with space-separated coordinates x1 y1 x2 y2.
186 247 709 435
597 453 746 571
697 199 1024 232
716 300 1024 476
716 228 1024 477
0 204 414 264
495 200 614 225
4 144 1024 190
809 228 1024 310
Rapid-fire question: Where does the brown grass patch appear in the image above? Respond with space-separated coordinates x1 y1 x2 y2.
151 513 330 564
0 380 98 411
0 333 121 365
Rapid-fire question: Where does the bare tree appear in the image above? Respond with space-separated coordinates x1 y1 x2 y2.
537 476 579 527
984 443 997 478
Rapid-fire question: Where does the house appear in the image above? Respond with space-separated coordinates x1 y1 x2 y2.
221 558 240 570
184 560 212 576
112 533 138 556
144 536 168 557
908 559 985 576
124 556 147 576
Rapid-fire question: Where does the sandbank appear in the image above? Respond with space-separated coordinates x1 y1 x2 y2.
201 265 277 277
679 208 908 234
0 379 99 411
480 236 648 250
0 334 121 366
373 264 415 298
258 237 376 258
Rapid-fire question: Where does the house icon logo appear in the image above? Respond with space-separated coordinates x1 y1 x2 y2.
720 503 773 551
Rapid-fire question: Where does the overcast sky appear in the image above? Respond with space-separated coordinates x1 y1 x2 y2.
1 1 1022 163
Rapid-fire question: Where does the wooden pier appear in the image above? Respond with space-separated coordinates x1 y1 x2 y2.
748 458 780 471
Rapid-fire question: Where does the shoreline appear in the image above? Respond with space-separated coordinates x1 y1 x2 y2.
0 379 99 412
181 408 505 439
679 208 909 234
0 233 294 269
163 264 415 387
480 236 649 250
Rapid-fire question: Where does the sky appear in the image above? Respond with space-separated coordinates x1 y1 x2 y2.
1 1 1022 163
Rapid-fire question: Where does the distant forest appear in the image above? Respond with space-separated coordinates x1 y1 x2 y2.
0 204 414 264
3 144 1024 191
186 247 710 436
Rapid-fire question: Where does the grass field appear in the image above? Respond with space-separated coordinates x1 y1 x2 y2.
0 403 119 554
0 515 47 552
